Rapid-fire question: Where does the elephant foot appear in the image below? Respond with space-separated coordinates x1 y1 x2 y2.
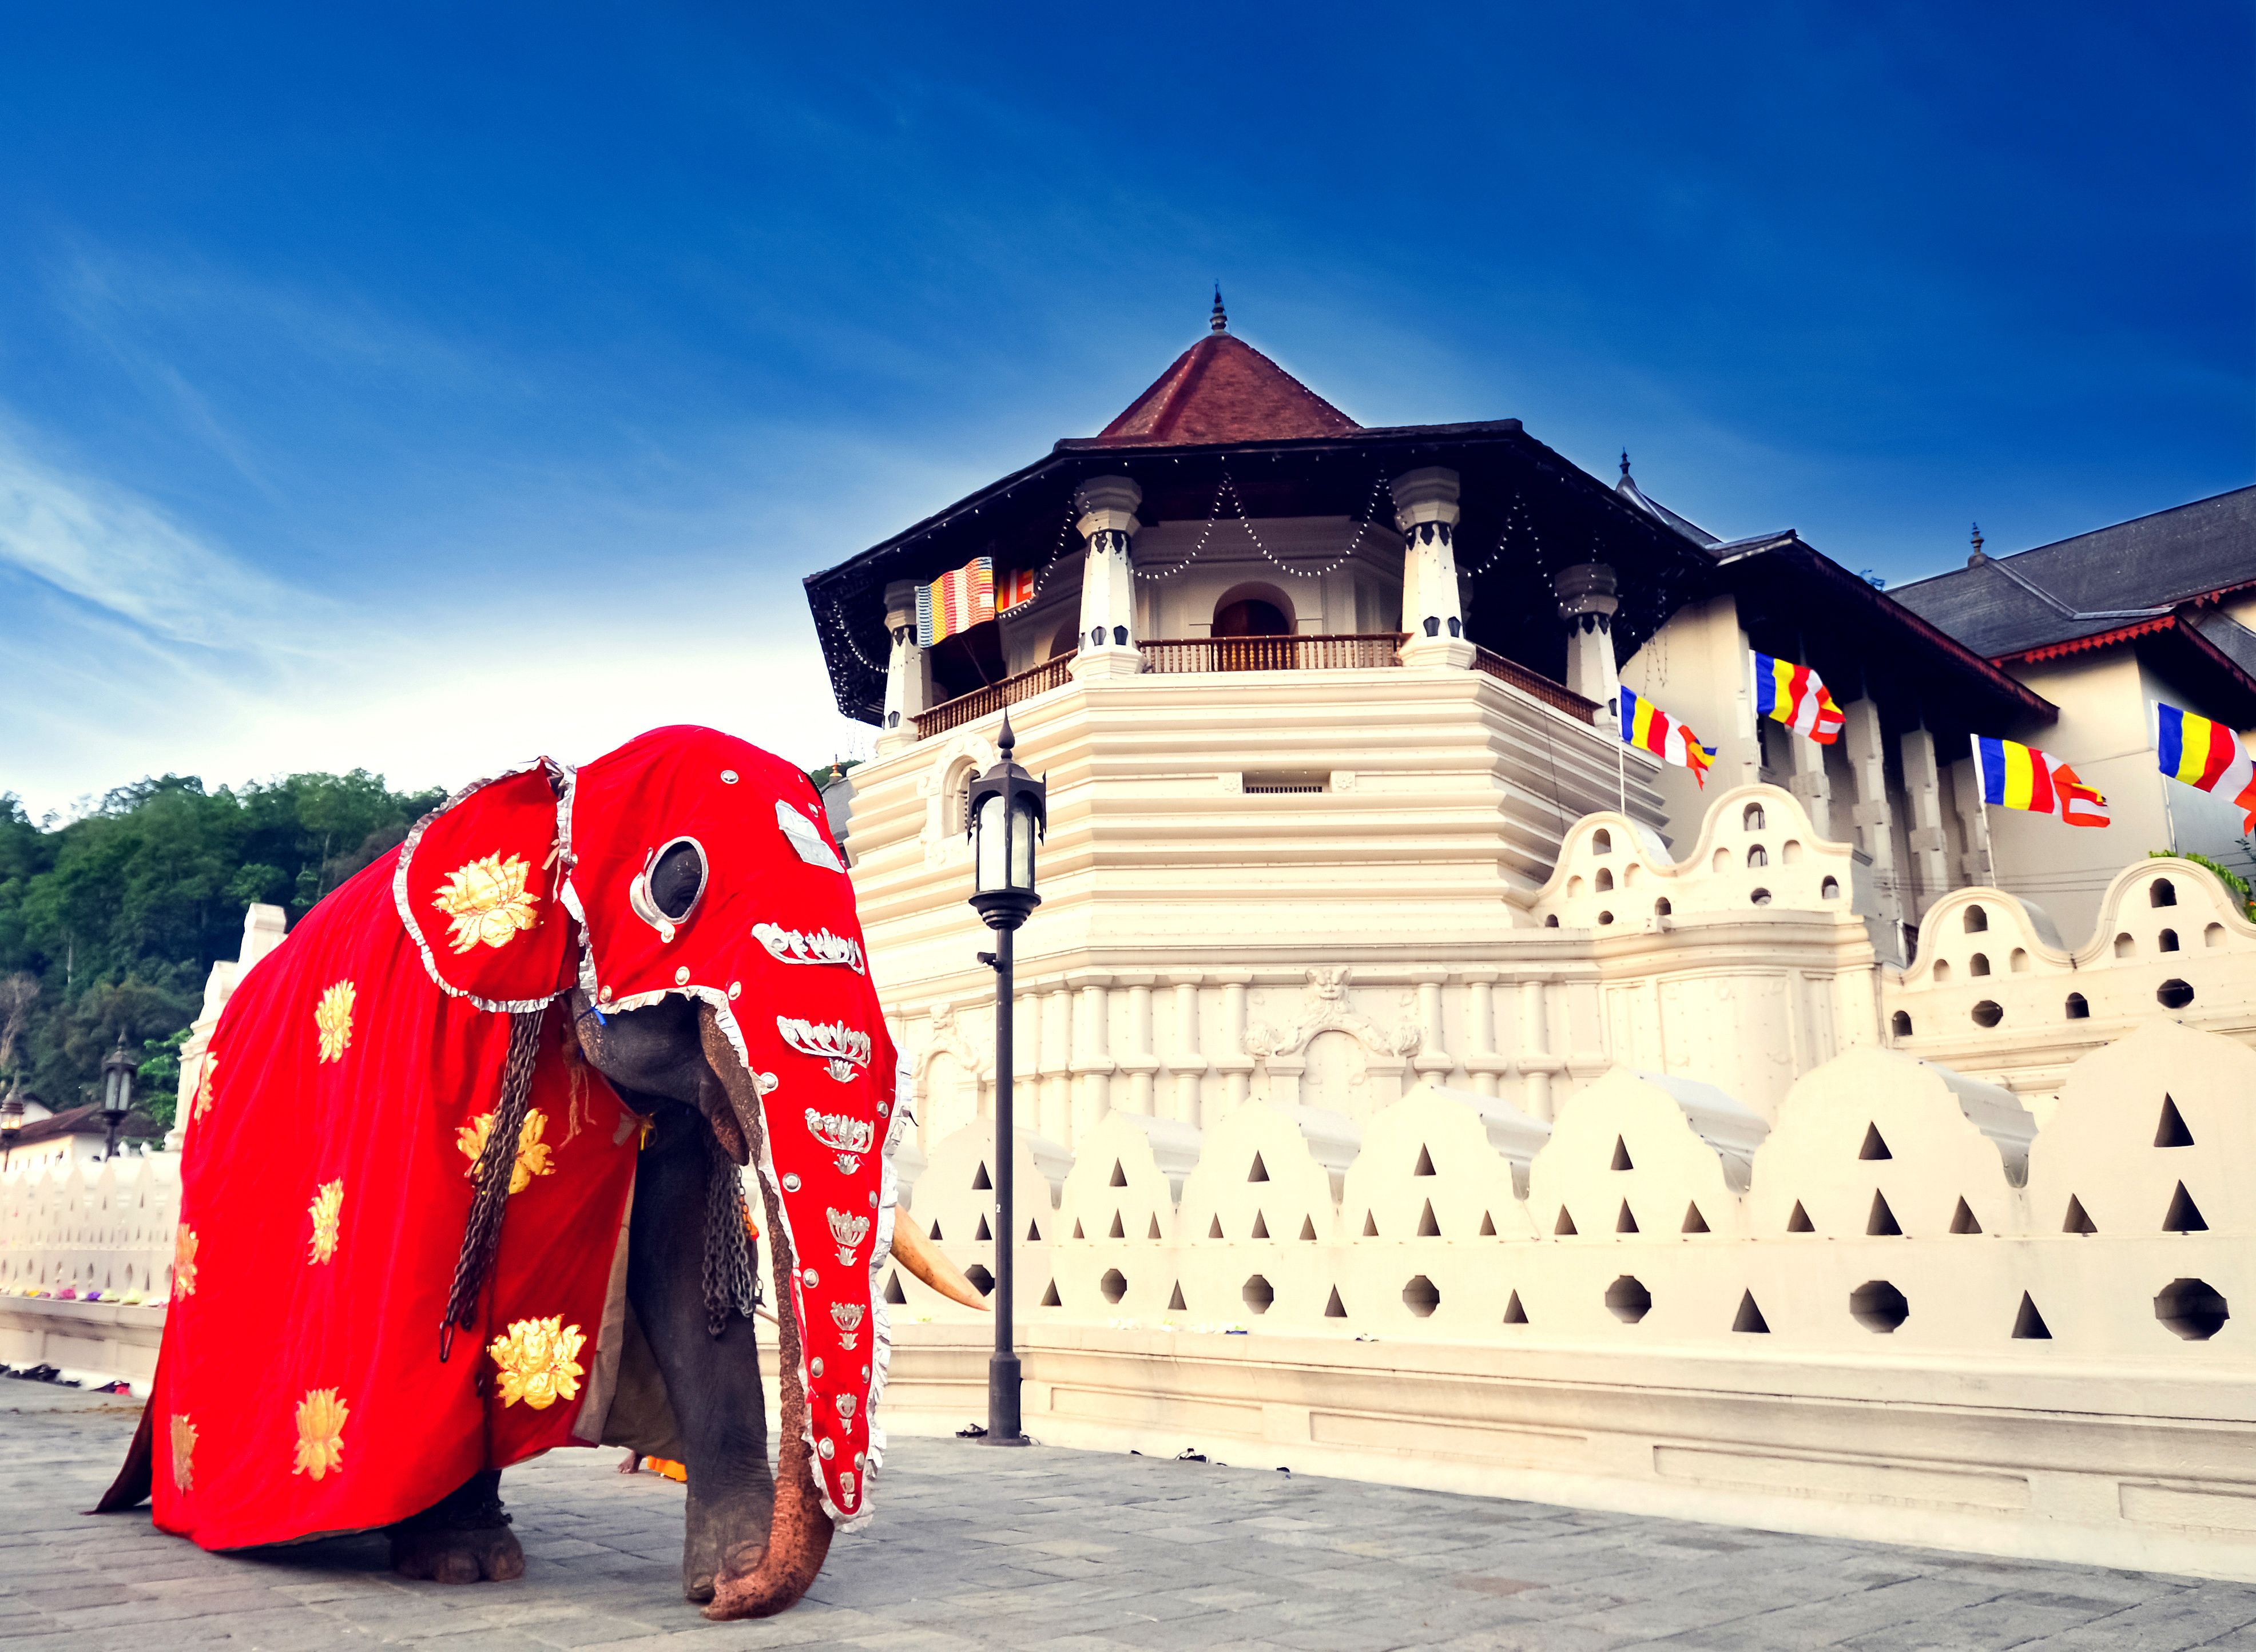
391 1523 526 1584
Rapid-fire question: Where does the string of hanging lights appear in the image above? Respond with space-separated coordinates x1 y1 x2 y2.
1464 491 1541 578
1131 468 1391 583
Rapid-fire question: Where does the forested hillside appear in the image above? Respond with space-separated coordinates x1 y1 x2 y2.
0 773 444 1125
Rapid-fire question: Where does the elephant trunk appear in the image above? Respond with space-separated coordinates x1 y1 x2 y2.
695 1006 833 1621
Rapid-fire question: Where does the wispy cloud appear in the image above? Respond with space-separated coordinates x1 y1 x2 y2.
0 430 313 650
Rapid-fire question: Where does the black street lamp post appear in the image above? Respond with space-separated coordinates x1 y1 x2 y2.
966 710 1046 1447
100 1031 136 1160
1 1079 22 1169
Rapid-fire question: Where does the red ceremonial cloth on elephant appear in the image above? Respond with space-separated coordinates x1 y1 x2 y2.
148 728 894 1550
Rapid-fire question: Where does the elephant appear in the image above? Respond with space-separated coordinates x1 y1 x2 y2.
97 726 983 1620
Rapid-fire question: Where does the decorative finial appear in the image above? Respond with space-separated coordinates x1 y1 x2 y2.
998 709 1016 757
1210 284 1227 334
1967 522 1987 567
1620 448 1631 482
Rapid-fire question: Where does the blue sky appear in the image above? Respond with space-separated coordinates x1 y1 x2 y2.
3 5 2249 817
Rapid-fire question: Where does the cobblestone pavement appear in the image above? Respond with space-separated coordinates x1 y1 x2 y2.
6 1381 2256 1652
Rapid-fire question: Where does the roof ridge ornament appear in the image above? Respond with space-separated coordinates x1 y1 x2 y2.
1210 283 1227 333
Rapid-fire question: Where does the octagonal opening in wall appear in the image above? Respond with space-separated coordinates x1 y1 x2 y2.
1099 1268 1127 1305
1850 1280 1909 1333
1242 1274 1274 1315
1604 1275 1651 1323
1402 1275 1439 1317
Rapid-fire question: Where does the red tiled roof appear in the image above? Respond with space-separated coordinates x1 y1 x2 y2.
1093 333 1359 447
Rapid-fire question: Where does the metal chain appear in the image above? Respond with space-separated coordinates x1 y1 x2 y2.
702 1129 763 1337
440 1008 546 1360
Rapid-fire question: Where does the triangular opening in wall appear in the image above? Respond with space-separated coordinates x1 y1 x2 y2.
1786 1202 1814 1233
972 1162 991 1191
2063 1196 2096 1234
1110 1160 1127 1188
1417 1200 1440 1238
1324 1286 1347 1319
1858 1123 1892 1161
1208 1214 1224 1240
2012 1293 2051 1340
1555 1208 1578 1236
1363 1212 1380 1237
1300 1216 1318 1241
1248 1153 1269 1183
1682 1202 1709 1234
2156 1097 2195 1148
1610 1137 1634 1172
1503 1290 1528 1325
1867 1192 1902 1236
1413 1145 1437 1177
1478 1211 1497 1237
1732 1290 1770 1334
1615 1201 1638 1234
2163 1182 2209 1233
884 1270 907 1305
1040 1280 1061 1307
1250 1212 1270 1240
1027 1218 1042 1242
1071 1218 1085 1240
1149 1215 1164 1240
975 1214 992 1241
1167 1282 1186 1312
929 1220 943 1241
1949 1198 1983 1234
1108 1212 1126 1239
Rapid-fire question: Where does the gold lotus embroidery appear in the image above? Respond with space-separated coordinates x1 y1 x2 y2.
432 852 541 955
193 1055 216 1121
173 1226 198 1297
314 981 355 1063
307 1178 343 1264
170 1413 196 1492
293 1388 348 1480
487 1316 586 1411
456 1108 554 1196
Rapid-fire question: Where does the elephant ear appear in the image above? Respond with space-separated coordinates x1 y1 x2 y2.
394 762 578 1011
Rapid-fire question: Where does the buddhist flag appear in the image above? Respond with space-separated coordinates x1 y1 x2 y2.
998 565 1037 615
1753 652 1845 744
2156 703 2256 829
1972 735 2110 827
1620 689 1716 788
915 557 996 648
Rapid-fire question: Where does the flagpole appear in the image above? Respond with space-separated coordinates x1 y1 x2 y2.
1614 696 1627 817
1969 733 1998 888
2155 701 2180 855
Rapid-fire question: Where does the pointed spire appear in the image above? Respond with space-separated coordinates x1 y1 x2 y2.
1210 283 1228 333
1968 522 1987 566
1620 448 1631 481
997 708 1015 757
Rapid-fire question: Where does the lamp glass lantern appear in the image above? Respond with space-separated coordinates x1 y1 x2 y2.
100 1032 135 1155
966 714 1046 930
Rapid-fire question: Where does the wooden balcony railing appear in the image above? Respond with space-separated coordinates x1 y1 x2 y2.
1472 646 1600 721
1138 633 1404 674
913 653 1077 739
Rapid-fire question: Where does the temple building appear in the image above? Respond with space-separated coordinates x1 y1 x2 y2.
803 303 2256 1152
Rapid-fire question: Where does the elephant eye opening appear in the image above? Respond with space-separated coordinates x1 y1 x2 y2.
648 837 708 924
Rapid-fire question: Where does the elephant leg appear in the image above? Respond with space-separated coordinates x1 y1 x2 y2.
626 1110 776 1604
388 1469 525 1584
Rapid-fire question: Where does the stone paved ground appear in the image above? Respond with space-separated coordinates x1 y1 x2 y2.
6 1380 2256 1652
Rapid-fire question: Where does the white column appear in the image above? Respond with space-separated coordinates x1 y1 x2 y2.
877 579 931 756
1040 987 1073 1149
1843 700 1902 944
1519 978 1560 1122
1788 732 1832 837
1411 971 1453 1079
1393 467 1473 668
1951 757 1995 887
1900 729 1952 907
1070 476 1143 681
1070 974 1113 1139
1555 563 1620 722
1462 971 1505 1098
1119 976 1157 1115
1167 975 1207 1127
1215 974 1253 1108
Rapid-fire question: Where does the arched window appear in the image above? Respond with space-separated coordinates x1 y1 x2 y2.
1654 898 1672 917
1591 828 1612 855
1595 867 1615 892
2114 932 2135 958
2151 878 2177 908
1820 876 1841 900
2064 992 2088 1020
943 758 979 836
2159 928 2180 953
1746 845 1769 869
1969 952 1990 977
1742 804 1765 831
1890 1011 1913 1037
1964 906 1988 934
1212 583 1295 637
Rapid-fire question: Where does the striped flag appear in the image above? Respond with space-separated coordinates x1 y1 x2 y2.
1753 652 1845 744
2156 703 2256 829
1972 735 2111 827
1620 689 1716 788
915 557 996 648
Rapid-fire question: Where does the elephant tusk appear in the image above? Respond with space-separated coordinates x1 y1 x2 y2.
889 1221 990 1311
